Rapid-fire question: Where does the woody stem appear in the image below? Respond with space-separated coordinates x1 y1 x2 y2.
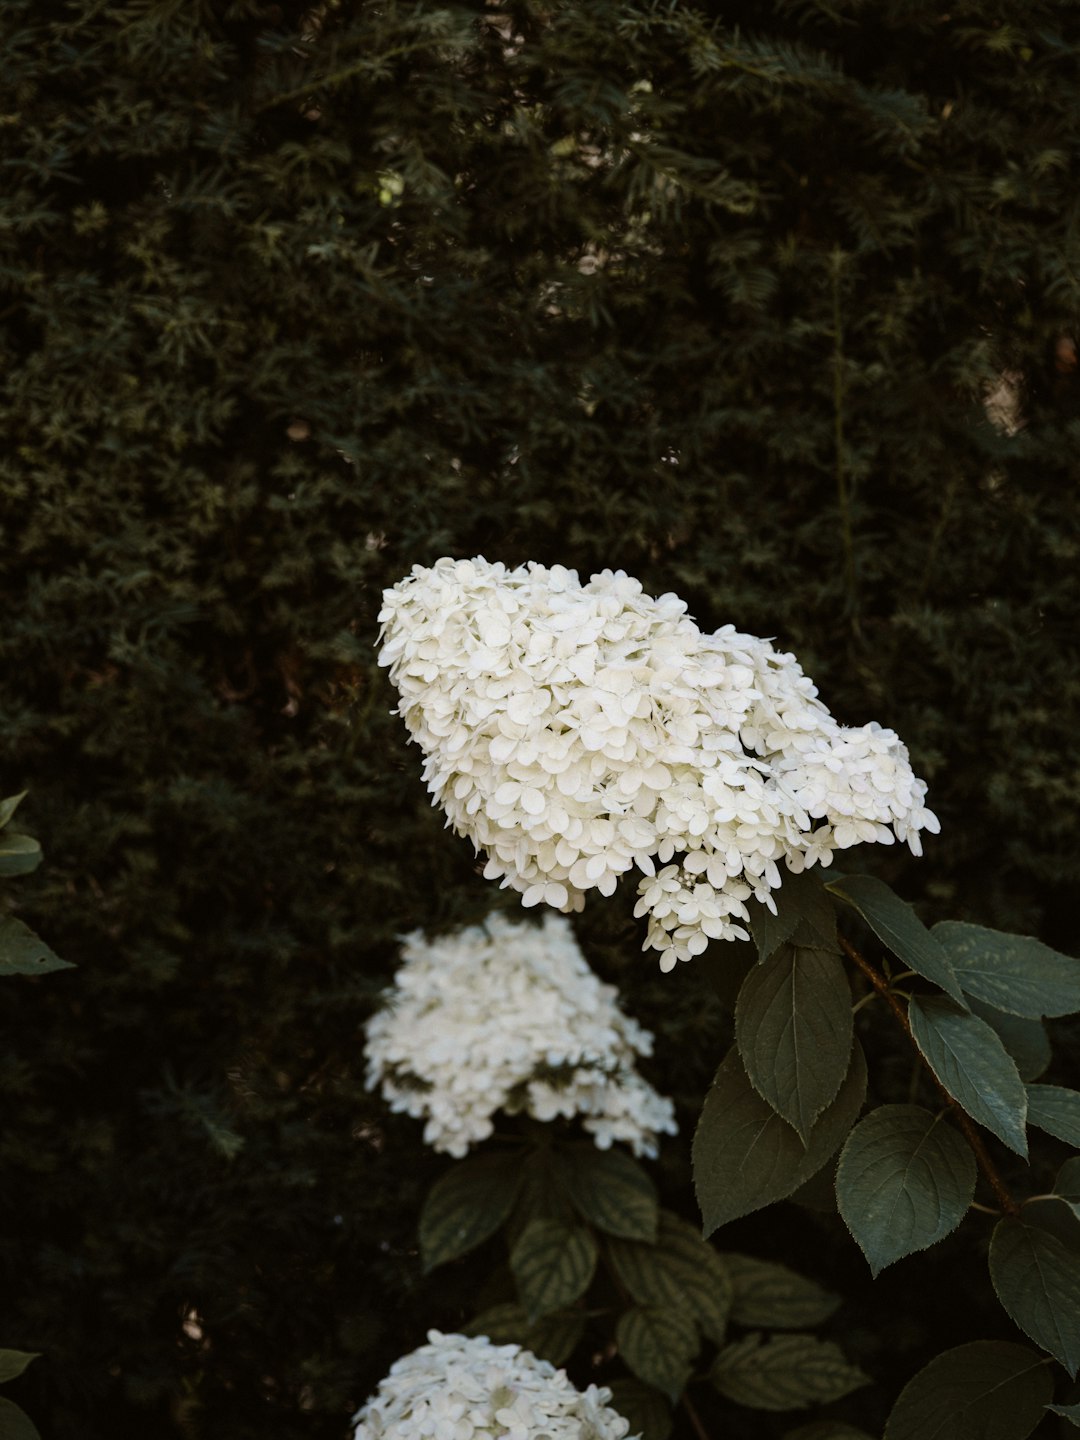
839 934 1021 1218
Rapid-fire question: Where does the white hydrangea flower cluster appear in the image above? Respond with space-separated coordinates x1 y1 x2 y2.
363 912 677 1158
378 557 939 972
353 1330 636 1440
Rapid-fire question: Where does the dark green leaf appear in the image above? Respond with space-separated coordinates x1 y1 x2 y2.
607 1235 685 1308
750 870 838 961
836 1105 976 1276
419 1153 523 1272
723 1254 839 1329
0 916 74 976
0 1398 42 1440
507 1149 576 1244
616 1305 698 1401
710 1334 868 1410
510 1219 597 1320
460 1304 584 1366
694 1042 867 1236
523 1308 587 1366
0 793 27 830
461 1303 529 1343
934 921 1080 1019
607 1211 732 1345
1053 1157 1080 1219
1047 1402 1080 1426
968 999 1051 1083
736 943 852 1141
1021 1197 1080 1251
0 1352 39 1384
557 1142 658 1242
827 875 965 1004
605 1380 673 1440
0 833 42 878
883 1340 1053 1440
989 1218 1080 1376
654 1211 733 1345
908 997 1028 1157
1026 1086 1080 1148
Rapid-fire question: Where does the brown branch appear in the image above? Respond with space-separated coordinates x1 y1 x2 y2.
840 935 1021 1218
681 1390 712 1440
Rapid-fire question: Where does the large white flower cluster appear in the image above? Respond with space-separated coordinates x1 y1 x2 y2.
378 557 939 971
352 1330 636 1440
363 912 677 1158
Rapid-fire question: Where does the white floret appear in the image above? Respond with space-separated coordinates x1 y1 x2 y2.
378 557 939 971
364 913 677 1157
352 1331 637 1440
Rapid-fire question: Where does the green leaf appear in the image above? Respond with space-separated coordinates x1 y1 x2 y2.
723 1254 839 1329
989 1217 1080 1376
510 1219 597 1320
509 1148 576 1240
522 1308 587 1366
710 1334 868 1410
1021 1197 1080 1252
835 1105 977 1276
694 1042 867 1236
933 921 1080 1019
605 1380 673 1440
827 874 965 1004
607 1235 686 1308
461 1303 528 1343
0 793 27 830
607 1211 732 1345
616 1305 698 1401
654 1211 733 1345
1026 1086 1080 1148
557 1142 659 1242
0 1398 42 1440
735 943 853 1141
750 870 838 961
1053 1157 1080 1219
784 1425 876 1440
461 1304 585 1366
0 1352 39 1384
908 997 1028 1157
0 833 42 878
1047 1402 1080 1426
419 1153 523 1272
883 1340 1053 1440
0 916 74 976
968 999 1051 1083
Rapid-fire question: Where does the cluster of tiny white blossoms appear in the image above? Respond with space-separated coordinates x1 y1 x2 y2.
363 912 677 1158
352 1330 636 1440
377 557 939 972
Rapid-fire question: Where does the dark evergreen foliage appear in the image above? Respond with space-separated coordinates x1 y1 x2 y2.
1 0 1078 1434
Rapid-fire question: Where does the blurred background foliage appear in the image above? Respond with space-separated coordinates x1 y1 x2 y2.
1 0 1078 1434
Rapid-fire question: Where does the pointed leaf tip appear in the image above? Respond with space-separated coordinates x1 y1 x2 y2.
828 874 966 1004
908 996 1028 1157
989 1218 1080 1378
836 1105 976 1275
884 1340 1052 1440
735 943 852 1142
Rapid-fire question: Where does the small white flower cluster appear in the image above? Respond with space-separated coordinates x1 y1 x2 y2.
378 557 939 971
352 1330 636 1440
363 912 677 1158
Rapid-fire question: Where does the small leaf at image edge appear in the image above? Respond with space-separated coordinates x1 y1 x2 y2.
883 1339 1052 1440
